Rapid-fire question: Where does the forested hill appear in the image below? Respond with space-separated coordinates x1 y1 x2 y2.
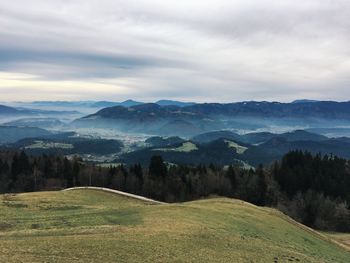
0 150 349 232
73 101 350 137
82 101 350 120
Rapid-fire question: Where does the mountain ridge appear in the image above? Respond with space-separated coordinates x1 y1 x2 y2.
74 101 350 137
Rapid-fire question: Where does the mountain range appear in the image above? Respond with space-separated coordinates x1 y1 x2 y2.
0 104 80 116
74 101 350 137
11 99 195 109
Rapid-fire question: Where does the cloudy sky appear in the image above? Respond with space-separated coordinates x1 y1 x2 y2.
0 0 349 102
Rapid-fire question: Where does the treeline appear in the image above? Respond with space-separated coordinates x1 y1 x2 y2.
0 150 349 232
274 151 350 232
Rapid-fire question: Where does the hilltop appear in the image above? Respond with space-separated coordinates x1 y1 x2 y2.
0 189 349 262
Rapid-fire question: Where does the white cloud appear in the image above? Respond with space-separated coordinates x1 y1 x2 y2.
0 0 350 102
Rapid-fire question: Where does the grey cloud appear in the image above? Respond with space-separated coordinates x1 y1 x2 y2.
0 0 350 102
0 46 190 80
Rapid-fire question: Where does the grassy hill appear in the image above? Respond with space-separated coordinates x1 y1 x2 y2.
0 189 349 262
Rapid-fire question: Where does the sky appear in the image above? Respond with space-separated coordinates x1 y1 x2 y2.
0 0 350 102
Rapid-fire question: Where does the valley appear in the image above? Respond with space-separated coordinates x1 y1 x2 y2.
2 100 350 167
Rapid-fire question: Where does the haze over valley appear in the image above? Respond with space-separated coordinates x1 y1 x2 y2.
1 99 350 167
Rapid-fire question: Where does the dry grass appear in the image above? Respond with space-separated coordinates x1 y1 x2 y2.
324 233 350 251
0 189 349 262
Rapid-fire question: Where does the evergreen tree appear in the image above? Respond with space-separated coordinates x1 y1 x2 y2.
63 157 73 187
256 164 267 206
149 155 167 178
226 165 237 193
72 159 80 186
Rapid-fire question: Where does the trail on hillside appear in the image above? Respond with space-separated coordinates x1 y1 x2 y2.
63 186 166 204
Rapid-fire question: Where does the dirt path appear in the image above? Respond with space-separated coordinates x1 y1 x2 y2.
63 187 166 204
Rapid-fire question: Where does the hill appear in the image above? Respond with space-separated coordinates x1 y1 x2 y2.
306 127 350 138
74 101 350 137
0 189 348 262
145 136 186 147
0 126 52 144
91 100 143 108
155 100 195 107
19 100 196 109
0 105 20 115
276 130 328 142
0 104 82 120
119 138 250 166
190 130 325 145
120 131 343 166
244 137 350 166
192 130 242 144
3 118 66 129
7 132 123 156
80 101 350 120
292 99 319 104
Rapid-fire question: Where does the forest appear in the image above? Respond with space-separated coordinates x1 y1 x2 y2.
0 150 349 232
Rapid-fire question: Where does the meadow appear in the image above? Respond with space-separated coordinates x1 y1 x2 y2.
0 189 349 262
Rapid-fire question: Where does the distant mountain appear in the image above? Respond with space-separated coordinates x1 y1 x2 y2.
5 131 123 155
145 136 186 147
192 130 327 145
183 101 350 118
15 108 80 115
292 99 319 104
17 99 198 109
90 101 119 108
155 100 195 107
17 100 143 109
3 118 66 129
0 126 52 143
0 104 81 118
333 137 350 144
92 99 195 108
74 101 350 137
118 99 144 107
240 132 276 145
0 105 20 115
28 101 93 107
192 130 242 144
80 100 350 120
90 100 143 108
276 130 328 142
306 127 350 138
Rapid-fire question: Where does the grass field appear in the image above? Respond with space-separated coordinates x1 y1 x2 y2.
324 232 350 251
154 142 198 152
224 140 248 154
0 189 349 262
25 140 74 149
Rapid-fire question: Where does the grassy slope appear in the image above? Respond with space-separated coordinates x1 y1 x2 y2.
324 233 350 251
0 189 349 263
